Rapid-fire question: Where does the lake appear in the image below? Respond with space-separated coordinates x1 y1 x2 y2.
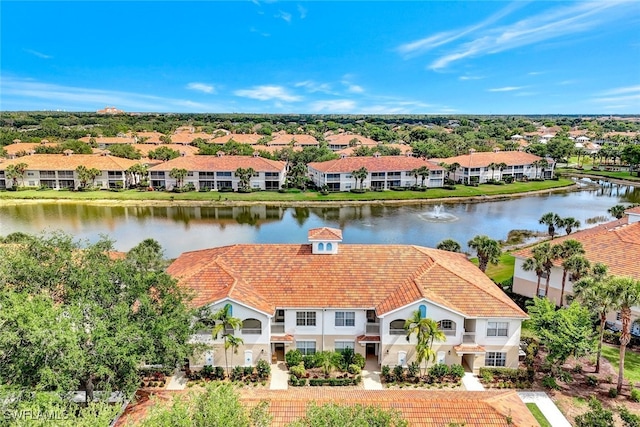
1 179 638 258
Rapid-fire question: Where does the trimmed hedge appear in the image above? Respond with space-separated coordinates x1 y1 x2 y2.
309 376 361 386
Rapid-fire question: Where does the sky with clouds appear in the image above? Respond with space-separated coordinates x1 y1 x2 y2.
1 1 639 114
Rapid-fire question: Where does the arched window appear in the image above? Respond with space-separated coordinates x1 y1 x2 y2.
242 318 262 334
437 319 457 336
419 304 427 318
390 319 405 335
318 242 324 251
326 242 333 251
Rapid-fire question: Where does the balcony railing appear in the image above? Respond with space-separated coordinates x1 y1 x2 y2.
442 329 456 336
365 323 380 334
462 333 476 344
390 328 405 335
271 324 285 334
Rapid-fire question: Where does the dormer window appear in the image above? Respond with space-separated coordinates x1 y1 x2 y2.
308 227 343 255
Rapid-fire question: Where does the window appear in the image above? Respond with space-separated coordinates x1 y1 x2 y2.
241 318 262 334
216 171 232 177
390 319 405 335
335 341 355 352
486 352 506 367
296 341 316 355
438 319 456 336
335 311 355 327
296 311 316 326
616 312 622 321
537 287 546 297
265 172 279 178
58 170 74 178
419 305 427 318
326 242 333 251
487 321 508 337
318 243 324 251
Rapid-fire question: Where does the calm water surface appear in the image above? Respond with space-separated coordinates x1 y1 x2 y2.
1 179 638 258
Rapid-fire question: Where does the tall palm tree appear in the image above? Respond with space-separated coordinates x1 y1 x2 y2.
573 263 611 373
211 304 244 378
522 256 545 297
608 204 627 220
5 162 28 188
169 168 188 189
410 168 420 186
539 212 562 239
496 162 507 181
561 217 581 235
467 235 501 273
530 242 555 298
436 239 461 253
552 240 586 306
417 166 430 187
487 162 497 181
404 310 446 375
608 276 640 393
226 335 244 373
351 167 368 190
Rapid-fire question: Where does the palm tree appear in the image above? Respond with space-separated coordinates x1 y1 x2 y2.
539 212 562 239
526 242 555 298
487 162 497 181
436 239 461 253
169 168 188 189
410 168 420 186
404 310 446 375
235 167 255 191
552 240 585 306
226 335 244 373
496 162 507 181
573 264 612 373
417 166 430 187
608 204 627 220
5 162 28 188
561 217 581 235
538 159 549 179
467 235 501 273
522 255 545 297
351 167 368 190
607 276 640 393
210 303 244 378
531 160 541 179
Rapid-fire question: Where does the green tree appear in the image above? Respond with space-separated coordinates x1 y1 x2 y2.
532 242 556 298
75 165 101 188
487 162 497 181
209 304 243 377
351 166 368 190
496 162 507 181
127 163 149 188
574 397 614 427
522 255 545 297
621 144 640 176
404 310 446 375
5 162 27 187
608 204 628 219
573 263 613 373
417 166 430 187
149 146 180 161
106 144 142 160
235 167 255 191
290 402 408 427
169 168 188 189
560 217 581 235
539 212 562 239
60 139 93 154
315 351 342 376
552 239 586 306
527 298 595 365
608 276 640 393
436 239 461 253
467 235 501 273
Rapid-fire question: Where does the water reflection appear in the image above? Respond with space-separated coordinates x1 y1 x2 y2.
1 182 638 258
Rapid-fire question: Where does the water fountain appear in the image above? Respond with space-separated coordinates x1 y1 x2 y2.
418 204 459 223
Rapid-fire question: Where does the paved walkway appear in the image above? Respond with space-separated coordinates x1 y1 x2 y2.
166 369 187 390
270 362 289 390
518 391 572 427
461 372 485 391
361 359 383 390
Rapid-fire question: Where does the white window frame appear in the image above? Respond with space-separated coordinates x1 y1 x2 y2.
296 311 316 327
487 321 509 337
335 311 355 327
486 352 506 367
296 341 316 355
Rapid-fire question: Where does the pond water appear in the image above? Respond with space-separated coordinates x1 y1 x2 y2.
1 179 638 258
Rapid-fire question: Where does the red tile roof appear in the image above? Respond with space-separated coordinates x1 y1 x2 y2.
147 155 285 173
326 133 378 146
239 389 538 427
167 242 526 318
626 205 640 215
436 151 548 168
307 227 343 241
513 218 640 278
3 142 60 155
211 134 265 145
270 134 318 146
0 154 141 171
336 144 412 157
308 156 444 173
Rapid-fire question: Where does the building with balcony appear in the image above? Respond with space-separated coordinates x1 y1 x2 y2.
168 227 527 373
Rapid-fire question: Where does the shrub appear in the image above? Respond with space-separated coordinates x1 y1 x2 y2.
609 387 618 398
244 366 254 376
201 365 214 379
631 388 640 403
231 366 245 381
407 362 420 378
381 365 391 379
393 365 405 381
347 364 361 375
285 349 303 368
289 375 307 387
256 359 270 379
542 375 560 390
353 353 365 369
619 405 640 426
449 364 465 380
586 375 599 387
339 347 355 369
557 370 573 384
290 364 306 379
429 363 449 380
573 364 583 373
303 354 317 369
481 370 494 383
215 366 225 380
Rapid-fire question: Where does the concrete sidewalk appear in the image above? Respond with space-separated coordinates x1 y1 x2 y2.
461 372 485 391
270 362 289 390
362 359 383 390
166 369 187 390
518 391 571 427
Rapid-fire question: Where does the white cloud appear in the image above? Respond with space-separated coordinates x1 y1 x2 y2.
488 86 524 92
234 85 301 102
275 11 292 23
346 84 364 94
399 1 629 70
600 85 640 96
527 71 544 76
340 76 365 94
250 27 271 37
459 75 484 81
591 85 640 108
294 80 334 94
309 99 356 113
1 77 223 112
186 82 215 94
24 49 52 59
298 4 307 19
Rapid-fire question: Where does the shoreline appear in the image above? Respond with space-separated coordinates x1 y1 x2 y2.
0 183 583 208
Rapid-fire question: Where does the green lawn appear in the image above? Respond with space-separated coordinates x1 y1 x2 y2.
601 344 640 383
526 403 552 427
470 253 515 284
0 179 574 203
559 167 640 182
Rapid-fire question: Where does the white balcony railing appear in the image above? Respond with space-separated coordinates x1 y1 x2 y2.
366 323 380 334
241 328 262 335
462 333 476 344
271 324 285 334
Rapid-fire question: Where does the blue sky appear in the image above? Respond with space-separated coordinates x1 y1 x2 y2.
1 1 639 114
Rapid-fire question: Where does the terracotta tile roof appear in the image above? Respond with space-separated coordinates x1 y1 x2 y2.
3 142 59 155
167 242 526 319
0 154 141 171
169 132 213 144
307 227 343 241
128 144 199 157
270 334 294 342
79 136 134 145
238 389 538 427
454 344 487 354
336 144 412 157
326 133 378 146
147 155 285 173
436 151 549 168
211 134 264 145
513 218 640 278
270 134 318 146
356 335 380 342
253 145 303 154
626 206 640 215
308 156 444 173
135 132 165 143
